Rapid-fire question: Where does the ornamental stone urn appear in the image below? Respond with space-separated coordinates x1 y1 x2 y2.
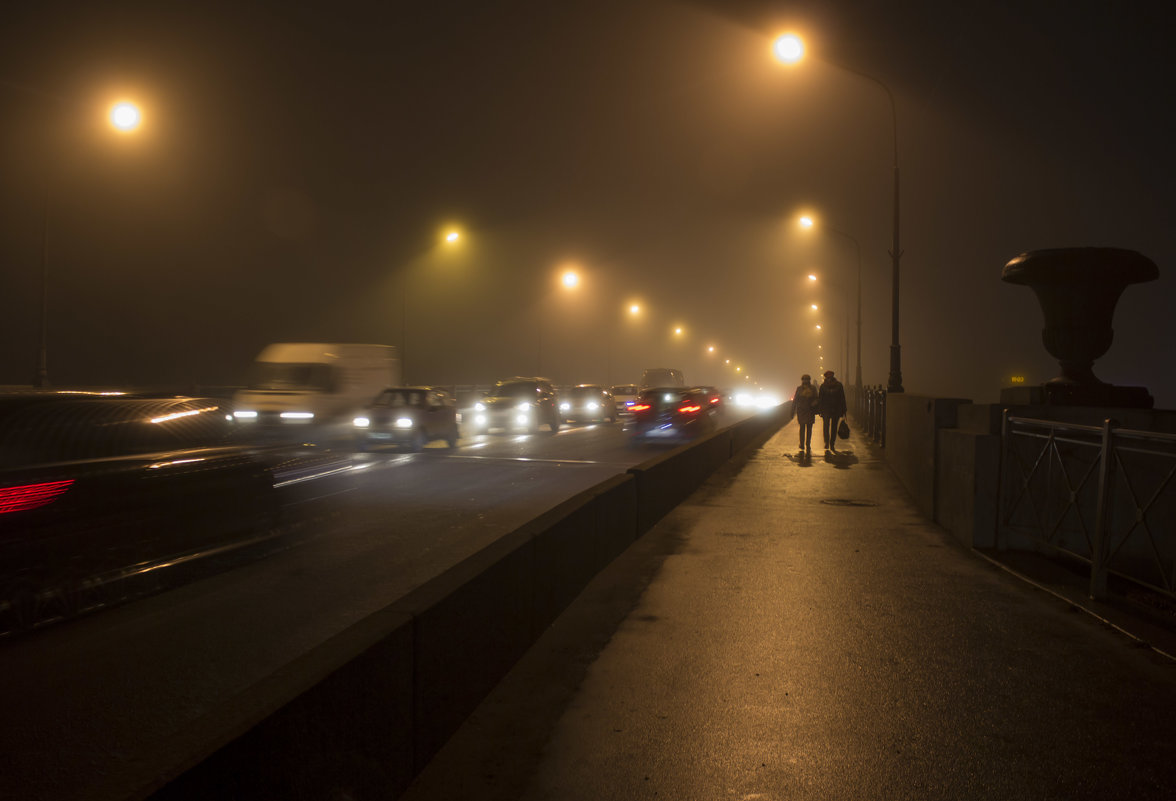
1001 247 1158 407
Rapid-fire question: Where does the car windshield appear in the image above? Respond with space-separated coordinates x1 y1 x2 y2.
570 386 600 399
375 389 425 407
248 362 335 392
489 382 540 400
611 385 637 395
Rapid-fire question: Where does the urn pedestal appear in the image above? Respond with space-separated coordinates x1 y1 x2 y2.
1000 247 1158 408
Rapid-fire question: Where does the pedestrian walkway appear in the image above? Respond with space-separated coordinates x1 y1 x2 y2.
401 421 1176 801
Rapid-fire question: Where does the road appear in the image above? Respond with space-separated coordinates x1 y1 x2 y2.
0 410 750 801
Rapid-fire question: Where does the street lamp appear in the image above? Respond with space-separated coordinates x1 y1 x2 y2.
402 226 463 384
35 98 143 387
775 36 903 392
799 214 863 393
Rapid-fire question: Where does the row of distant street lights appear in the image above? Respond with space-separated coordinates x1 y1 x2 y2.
773 32 904 394
27 25 905 395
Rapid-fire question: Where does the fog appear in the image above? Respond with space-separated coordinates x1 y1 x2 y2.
2 0 1172 405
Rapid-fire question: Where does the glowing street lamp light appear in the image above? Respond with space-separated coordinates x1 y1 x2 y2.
109 102 142 132
561 269 580 289
629 303 641 315
810 303 819 310
445 231 460 243
773 33 804 65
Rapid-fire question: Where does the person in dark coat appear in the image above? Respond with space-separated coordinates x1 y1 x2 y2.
818 370 848 453
792 373 818 454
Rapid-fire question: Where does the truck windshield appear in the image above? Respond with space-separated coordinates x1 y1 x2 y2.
249 363 335 392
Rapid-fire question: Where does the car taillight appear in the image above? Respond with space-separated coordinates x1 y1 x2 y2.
709 396 720 404
630 403 652 412
678 403 702 414
0 479 75 514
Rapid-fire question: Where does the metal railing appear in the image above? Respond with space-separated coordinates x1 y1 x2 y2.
854 385 886 447
998 414 1176 600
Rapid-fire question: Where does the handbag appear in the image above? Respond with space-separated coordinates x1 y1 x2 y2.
837 419 850 439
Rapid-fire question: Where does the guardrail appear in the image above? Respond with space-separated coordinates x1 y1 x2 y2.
856 384 886 447
998 414 1176 600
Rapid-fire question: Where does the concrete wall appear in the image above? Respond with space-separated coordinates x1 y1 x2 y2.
148 407 787 800
885 394 972 521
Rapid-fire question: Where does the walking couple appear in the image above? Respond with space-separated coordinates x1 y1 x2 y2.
792 370 848 455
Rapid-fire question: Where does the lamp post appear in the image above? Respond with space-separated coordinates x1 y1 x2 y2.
402 227 462 384
776 35 903 392
799 215 862 394
31 97 144 388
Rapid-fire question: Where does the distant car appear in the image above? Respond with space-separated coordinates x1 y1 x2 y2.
626 386 717 447
640 367 685 389
560 384 618 425
610 384 639 419
0 392 343 634
353 387 459 452
471 377 561 434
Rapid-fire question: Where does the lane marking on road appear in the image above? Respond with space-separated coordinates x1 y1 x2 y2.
443 454 621 467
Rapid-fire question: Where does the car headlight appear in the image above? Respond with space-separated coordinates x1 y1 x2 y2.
517 403 532 412
516 414 530 425
559 402 571 412
353 416 370 428
233 410 258 420
586 402 598 411
474 414 487 425
395 417 414 429
475 402 486 412
280 411 315 420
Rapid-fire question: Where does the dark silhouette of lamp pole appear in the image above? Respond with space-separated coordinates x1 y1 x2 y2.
774 34 903 392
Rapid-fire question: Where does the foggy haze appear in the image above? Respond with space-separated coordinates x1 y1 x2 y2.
1 0 1172 405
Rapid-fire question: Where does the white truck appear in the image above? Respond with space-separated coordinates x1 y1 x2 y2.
232 343 400 430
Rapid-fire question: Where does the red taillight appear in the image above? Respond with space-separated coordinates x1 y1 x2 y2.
709 396 720 404
678 403 702 414
630 403 652 412
0 480 75 514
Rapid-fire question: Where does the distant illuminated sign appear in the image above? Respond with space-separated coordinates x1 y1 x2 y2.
1010 375 1026 384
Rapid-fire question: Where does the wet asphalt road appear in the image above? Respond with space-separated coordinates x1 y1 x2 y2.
402 422 1176 801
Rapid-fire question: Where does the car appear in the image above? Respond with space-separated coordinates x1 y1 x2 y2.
559 384 618 425
0 392 345 634
352 387 459 452
470 377 561 434
610 384 640 418
626 386 717 447
691 385 725 416
640 367 685 389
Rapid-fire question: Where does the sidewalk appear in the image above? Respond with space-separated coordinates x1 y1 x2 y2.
401 421 1176 801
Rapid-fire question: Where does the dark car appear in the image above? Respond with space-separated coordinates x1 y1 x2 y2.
0 392 344 634
353 387 459 452
560 384 618 425
691 385 725 417
471 377 561 434
626 386 717 447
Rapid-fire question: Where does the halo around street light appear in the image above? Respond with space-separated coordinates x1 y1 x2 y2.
561 270 579 289
109 102 141 132
773 33 804 65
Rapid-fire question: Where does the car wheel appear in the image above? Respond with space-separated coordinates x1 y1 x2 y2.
548 414 560 434
411 431 426 452
447 428 458 448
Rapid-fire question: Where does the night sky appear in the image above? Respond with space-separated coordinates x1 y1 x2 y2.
2 0 1172 406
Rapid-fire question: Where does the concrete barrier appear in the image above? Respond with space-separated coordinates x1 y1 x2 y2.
149 413 784 800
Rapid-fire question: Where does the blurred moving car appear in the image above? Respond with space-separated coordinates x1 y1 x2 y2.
626 386 717 447
691 385 725 416
353 387 459 451
470 377 561 434
559 384 618 425
610 384 639 419
0 392 346 635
